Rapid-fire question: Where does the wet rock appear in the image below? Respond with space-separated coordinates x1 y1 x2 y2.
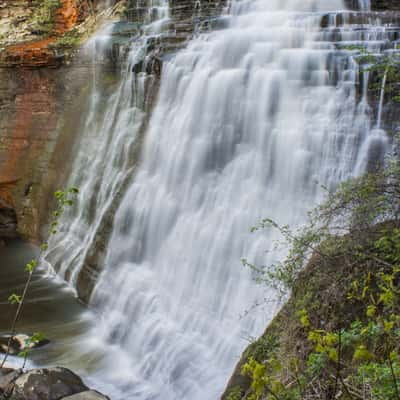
0 334 50 355
0 367 15 377
11 367 89 400
62 390 110 400
0 368 23 397
371 0 400 10
0 207 17 239
345 0 400 10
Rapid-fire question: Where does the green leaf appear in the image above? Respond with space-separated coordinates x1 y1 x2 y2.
8 293 22 305
353 345 374 362
54 190 65 199
366 305 377 318
27 332 46 345
25 259 37 273
68 187 79 194
18 350 29 358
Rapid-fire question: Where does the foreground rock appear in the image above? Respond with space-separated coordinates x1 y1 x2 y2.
0 367 109 400
0 368 22 397
62 391 109 400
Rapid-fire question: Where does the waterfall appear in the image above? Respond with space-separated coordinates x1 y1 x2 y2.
377 69 388 130
358 0 371 11
46 0 392 399
45 1 170 287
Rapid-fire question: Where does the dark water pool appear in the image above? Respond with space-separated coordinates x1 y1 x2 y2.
0 240 99 372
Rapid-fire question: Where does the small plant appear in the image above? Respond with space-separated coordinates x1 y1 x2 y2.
29 0 61 35
53 29 82 48
238 156 400 399
342 44 400 105
0 187 79 369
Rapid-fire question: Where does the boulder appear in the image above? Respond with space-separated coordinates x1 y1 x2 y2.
0 368 23 396
0 367 16 377
11 367 89 400
61 390 110 400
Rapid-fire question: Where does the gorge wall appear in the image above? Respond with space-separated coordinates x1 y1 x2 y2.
1 0 392 242
0 0 98 241
0 0 227 244
0 1 399 400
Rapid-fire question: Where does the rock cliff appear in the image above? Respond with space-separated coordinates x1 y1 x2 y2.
0 0 227 244
0 0 120 241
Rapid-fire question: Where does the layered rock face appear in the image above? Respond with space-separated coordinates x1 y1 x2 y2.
371 0 400 10
0 0 80 68
0 0 227 244
346 0 400 10
0 63 109 240
0 1 122 241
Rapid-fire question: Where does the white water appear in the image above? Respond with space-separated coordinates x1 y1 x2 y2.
45 2 170 285
358 0 371 11
46 0 392 399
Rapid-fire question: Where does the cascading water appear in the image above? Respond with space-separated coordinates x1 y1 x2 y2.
69 0 391 398
45 1 170 286
358 0 371 11
45 0 394 399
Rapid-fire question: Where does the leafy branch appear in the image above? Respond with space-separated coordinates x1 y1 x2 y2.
0 187 79 369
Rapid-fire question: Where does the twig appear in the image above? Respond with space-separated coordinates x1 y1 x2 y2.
333 331 342 399
388 353 400 400
0 271 33 368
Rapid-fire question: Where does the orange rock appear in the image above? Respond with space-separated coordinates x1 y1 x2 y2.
0 73 56 210
55 0 79 34
1 0 79 68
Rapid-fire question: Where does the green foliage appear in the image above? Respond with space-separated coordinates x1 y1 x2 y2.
27 332 47 346
238 158 400 399
244 160 400 294
341 44 400 107
1 187 79 369
226 386 244 400
25 260 38 273
29 0 61 35
8 294 22 305
53 29 82 48
357 359 400 400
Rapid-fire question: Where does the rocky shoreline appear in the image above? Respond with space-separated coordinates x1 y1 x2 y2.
0 367 109 400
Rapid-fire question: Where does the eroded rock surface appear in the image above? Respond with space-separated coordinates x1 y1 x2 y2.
0 1 141 243
0 367 109 400
345 0 400 10
62 390 110 400
11 368 89 400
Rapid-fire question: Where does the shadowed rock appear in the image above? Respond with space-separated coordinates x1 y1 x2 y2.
11 368 89 400
0 207 17 239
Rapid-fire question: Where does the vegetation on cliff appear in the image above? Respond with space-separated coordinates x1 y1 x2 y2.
223 155 400 400
29 0 62 35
